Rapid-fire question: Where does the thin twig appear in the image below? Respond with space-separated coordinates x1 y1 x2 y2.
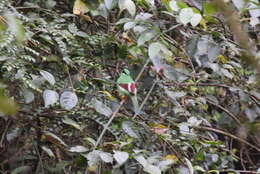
133 80 157 119
206 98 241 125
94 98 126 149
135 58 150 82
196 126 260 152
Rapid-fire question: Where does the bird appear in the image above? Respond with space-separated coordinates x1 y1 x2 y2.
116 69 140 114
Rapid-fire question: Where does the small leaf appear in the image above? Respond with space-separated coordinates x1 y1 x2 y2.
99 152 113 163
84 150 101 167
62 117 82 131
124 21 136 30
91 98 113 117
23 89 34 104
40 70 56 85
122 121 139 138
190 13 202 27
135 13 153 21
43 131 68 147
178 123 189 135
137 30 157 46
113 151 129 165
148 42 172 59
43 90 59 108
69 145 88 153
60 91 78 110
179 8 194 25
134 155 147 167
118 0 136 16
42 146 55 158
169 0 179 11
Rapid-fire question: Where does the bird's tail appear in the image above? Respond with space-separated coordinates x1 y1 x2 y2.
131 95 140 114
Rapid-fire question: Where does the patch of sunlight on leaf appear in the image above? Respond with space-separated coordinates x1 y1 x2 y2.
0 96 18 116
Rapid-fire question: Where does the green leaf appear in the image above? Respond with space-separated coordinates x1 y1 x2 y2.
177 1 189 9
179 8 194 25
40 70 56 85
148 42 172 58
43 131 68 147
113 151 129 165
137 30 157 46
203 2 217 15
179 8 202 26
118 0 136 16
62 117 82 131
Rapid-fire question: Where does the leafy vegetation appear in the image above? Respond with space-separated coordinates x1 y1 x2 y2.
0 0 260 173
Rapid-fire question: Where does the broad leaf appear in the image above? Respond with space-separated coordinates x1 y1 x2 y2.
113 151 129 165
179 8 194 25
137 30 157 46
118 0 136 16
99 152 113 163
122 121 139 138
60 91 78 110
43 90 59 108
91 98 113 117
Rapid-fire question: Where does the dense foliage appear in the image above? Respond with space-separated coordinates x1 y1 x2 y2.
0 0 260 173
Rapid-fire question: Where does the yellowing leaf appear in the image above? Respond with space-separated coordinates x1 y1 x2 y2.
164 155 179 163
73 0 89 15
151 124 169 134
99 91 116 101
218 55 228 64
199 18 207 30
0 96 18 115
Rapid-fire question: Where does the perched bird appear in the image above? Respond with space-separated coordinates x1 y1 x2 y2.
117 69 140 114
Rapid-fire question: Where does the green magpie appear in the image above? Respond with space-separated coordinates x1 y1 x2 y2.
116 69 140 114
